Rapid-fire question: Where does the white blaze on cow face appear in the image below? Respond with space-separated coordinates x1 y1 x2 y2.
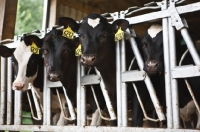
148 24 162 38
13 42 38 91
88 18 100 28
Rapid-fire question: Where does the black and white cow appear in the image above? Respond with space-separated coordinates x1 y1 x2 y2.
77 13 130 126
0 35 68 125
141 24 200 129
42 18 106 126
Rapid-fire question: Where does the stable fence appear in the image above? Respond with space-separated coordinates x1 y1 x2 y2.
0 0 200 131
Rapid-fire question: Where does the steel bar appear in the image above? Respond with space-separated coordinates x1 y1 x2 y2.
0 57 6 125
126 2 200 25
127 28 165 121
168 18 180 129
46 87 51 125
180 28 200 65
43 66 47 125
62 87 76 120
6 57 13 124
0 125 200 132
81 75 100 85
14 91 22 125
116 40 122 126
77 57 81 126
80 65 86 126
94 68 117 120
161 0 173 128
120 39 128 126
121 71 146 82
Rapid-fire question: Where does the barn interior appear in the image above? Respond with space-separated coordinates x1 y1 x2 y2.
0 0 200 42
0 0 200 130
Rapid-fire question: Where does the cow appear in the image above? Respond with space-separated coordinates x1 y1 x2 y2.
77 13 131 126
42 18 106 126
141 24 200 129
0 35 68 125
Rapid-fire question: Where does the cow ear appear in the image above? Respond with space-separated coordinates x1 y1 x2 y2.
110 19 129 34
0 46 15 57
57 17 79 32
23 35 43 48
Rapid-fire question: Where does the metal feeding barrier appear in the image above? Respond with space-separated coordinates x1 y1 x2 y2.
1 0 200 131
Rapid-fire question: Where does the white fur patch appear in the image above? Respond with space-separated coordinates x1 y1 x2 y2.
148 24 162 38
180 100 196 122
88 18 100 28
13 42 38 90
90 109 102 126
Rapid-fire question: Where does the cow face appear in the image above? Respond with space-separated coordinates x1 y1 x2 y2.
42 28 79 82
141 24 163 75
78 13 129 67
0 35 43 90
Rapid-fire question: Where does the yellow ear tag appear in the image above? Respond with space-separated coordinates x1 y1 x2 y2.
30 42 39 54
75 44 82 56
62 26 74 39
115 27 124 42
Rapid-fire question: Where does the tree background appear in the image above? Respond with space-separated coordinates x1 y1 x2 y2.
15 0 44 35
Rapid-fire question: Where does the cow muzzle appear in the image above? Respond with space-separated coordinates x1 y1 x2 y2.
144 60 161 75
48 73 61 82
80 54 96 66
13 82 25 90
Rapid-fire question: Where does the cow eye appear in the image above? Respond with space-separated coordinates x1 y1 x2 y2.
142 43 147 49
100 34 107 42
79 34 83 41
43 50 48 55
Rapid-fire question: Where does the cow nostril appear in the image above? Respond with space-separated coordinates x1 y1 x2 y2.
81 56 85 62
91 56 96 62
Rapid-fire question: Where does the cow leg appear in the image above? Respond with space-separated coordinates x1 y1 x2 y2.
90 109 102 126
56 107 69 125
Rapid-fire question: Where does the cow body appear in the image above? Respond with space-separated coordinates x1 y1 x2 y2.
42 22 106 126
0 36 68 125
141 24 200 128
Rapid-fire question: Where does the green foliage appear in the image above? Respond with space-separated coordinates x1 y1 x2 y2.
15 0 44 35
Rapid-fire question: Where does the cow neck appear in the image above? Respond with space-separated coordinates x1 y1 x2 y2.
95 39 116 92
60 54 77 96
32 57 44 92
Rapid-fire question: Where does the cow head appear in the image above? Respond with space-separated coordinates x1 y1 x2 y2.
43 17 79 82
0 35 43 90
78 13 129 67
141 24 163 75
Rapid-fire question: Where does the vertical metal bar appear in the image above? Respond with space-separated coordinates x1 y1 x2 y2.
81 65 86 126
14 90 22 125
7 57 13 124
127 29 165 121
180 28 200 65
120 39 127 126
161 0 173 128
43 66 47 125
168 18 180 129
116 40 122 126
42 0 49 36
0 57 6 125
46 87 51 125
77 57 81 126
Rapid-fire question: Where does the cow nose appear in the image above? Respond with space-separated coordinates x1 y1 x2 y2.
146 60 159 69
80 55 96 65
13 82 25 90
49 73 61 81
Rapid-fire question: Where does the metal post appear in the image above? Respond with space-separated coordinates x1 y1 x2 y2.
7 57 13 124
168 18 180 129
180 28 200 65
77 57 81 126
161 0 173 128
127 29 166 121
14 90 22 125
43 66 47 125
116 40 122 126
0 57 6 125
120 39 127 126
46 87 51 125
81 65 86 126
